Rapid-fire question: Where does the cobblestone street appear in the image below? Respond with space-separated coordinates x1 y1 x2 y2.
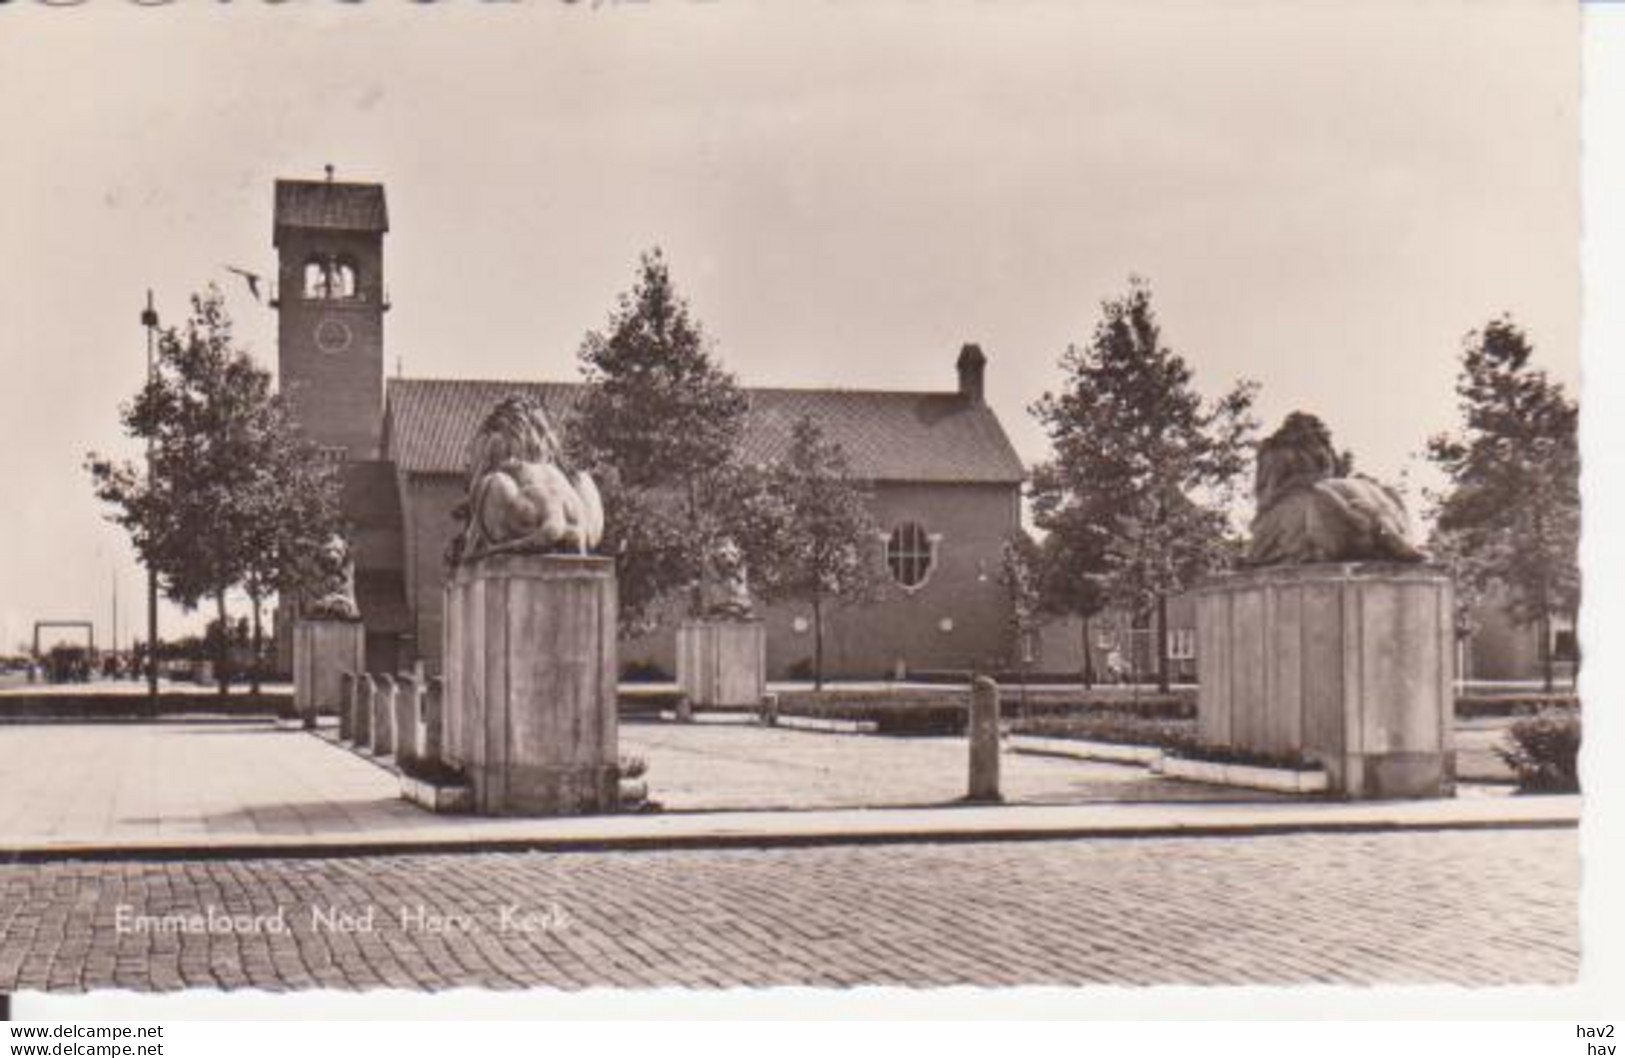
0 829 1577 991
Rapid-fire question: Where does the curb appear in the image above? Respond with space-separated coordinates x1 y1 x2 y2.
0 812 1577 864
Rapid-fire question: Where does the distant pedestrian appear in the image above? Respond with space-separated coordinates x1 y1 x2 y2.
1105 648 1128 684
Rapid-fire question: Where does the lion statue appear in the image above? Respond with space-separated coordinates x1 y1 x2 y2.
304 533 360 621
453 395 604 563
1246 412 1423 567
699 536 754 619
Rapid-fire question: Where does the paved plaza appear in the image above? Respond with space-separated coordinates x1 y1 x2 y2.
620 719 1279 810
0 830 1578 990
0 719 1287 848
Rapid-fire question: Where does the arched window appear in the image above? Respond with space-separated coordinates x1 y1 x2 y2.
886 522 935 589
302 255 360 300
333 257 358 299
303 258 329 299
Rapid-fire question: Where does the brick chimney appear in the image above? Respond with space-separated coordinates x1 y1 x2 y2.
957 343 986 405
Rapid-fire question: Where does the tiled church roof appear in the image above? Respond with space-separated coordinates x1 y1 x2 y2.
383 377 1026 484
273 180 389 240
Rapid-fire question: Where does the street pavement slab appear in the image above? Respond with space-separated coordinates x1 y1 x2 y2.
0 829 1579 990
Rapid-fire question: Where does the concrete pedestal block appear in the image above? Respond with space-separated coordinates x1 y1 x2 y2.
371 674 396 758
293 620 365 729
1196 562 1455 799
676 618 766 709
443 554 619 816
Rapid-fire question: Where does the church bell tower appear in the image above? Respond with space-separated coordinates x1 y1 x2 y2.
272 169 389 459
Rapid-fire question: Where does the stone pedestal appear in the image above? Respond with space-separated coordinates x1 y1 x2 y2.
676 618 766 709
443 554 619 816
1195 562 1454 799
293 620 364 729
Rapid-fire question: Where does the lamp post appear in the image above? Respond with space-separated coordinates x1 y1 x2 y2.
141 291 160 713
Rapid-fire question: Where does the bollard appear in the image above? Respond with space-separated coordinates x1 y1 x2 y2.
339 673 356 742
372 674 396 758
353 674 375 750
423 677 445 767
967 676 1002 803
394 674 419 767
760 691 779 727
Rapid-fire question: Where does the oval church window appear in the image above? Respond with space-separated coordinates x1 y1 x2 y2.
886 522 934 589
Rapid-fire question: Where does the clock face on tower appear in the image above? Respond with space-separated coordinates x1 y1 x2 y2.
314 315 353 355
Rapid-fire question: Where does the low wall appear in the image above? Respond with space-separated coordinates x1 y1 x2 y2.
0 692 290 722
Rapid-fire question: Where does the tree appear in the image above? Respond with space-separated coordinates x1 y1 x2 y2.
1030 278 1258 691
87 287 344 695
1026 463 1112 687
570 249 750 636
1427 316 1579 691
998 531 1045 706
748 417 886 690
235 410 346 693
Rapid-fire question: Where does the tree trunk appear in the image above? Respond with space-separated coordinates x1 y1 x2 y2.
1539 609 1554 693
813 596 825 692
249 586 263 697
1080 613 1095 689
686 481 704 619
1155 592 1171 694
214 590 230 698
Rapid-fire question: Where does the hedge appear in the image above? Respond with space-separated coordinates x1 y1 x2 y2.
1456 694 1579 719
768 687 1194 735
1497 711 1581 793
617 689 686 716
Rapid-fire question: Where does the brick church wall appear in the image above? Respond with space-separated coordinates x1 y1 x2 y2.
402 475 1021 680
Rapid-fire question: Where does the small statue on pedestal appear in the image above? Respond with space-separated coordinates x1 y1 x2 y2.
304 533 360 621
699 537 754 619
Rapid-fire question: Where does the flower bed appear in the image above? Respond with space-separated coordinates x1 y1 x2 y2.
1009 712 1194 748
400 775 472 813
1154 755 1328 794
397 754 472 813
1008 734 1164 766
1159 738 1316 771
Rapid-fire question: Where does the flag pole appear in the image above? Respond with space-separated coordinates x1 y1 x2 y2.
141 291 160 715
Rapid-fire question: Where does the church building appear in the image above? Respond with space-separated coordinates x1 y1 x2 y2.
273 175 1027 680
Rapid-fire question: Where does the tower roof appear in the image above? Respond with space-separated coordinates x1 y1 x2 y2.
273 179 389 243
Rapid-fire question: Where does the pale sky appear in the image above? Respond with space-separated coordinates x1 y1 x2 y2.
0 0 1580 651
